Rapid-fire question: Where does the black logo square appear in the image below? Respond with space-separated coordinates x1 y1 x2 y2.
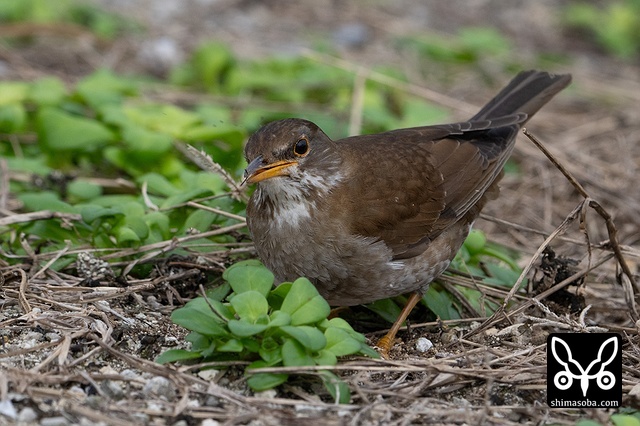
547 333 622 408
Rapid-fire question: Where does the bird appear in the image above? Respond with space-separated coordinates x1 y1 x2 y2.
242 70 571 356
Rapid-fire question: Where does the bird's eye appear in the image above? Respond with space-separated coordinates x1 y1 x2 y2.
293 138 309 157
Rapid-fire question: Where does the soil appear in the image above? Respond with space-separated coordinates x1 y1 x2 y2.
1 1 640 425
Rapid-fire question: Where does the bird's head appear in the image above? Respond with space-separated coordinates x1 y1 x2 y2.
243 119 343 197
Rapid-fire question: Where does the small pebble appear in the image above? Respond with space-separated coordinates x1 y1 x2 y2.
255 389 277 399
45 333 61 342
0 399 17 419
143 376 176 400
130 412 150 424
197 369 218 381
138 37 184 75
333 22 371 49
120 369 140 380
17 407 38 423
629 383 640 399
100 380 124 400
68 386 86 398
40 416 69 426
415 337 434 352
204 396 221 407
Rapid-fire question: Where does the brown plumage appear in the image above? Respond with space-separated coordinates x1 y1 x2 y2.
243 70 571 354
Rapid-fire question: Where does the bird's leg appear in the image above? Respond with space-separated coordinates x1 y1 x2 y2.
376 291 423 359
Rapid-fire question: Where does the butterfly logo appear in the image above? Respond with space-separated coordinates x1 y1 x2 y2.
550 335 618 397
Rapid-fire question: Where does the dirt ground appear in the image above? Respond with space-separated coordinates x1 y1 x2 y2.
1 1 640 425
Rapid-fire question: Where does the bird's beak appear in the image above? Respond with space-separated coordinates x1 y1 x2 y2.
242 155 298 185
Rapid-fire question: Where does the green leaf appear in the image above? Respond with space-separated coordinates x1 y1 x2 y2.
76 69 137 107
268 310 291 327
480 245 521 273
183 297 233 322
324 327 362 357
179 208 216 233
224 261 274 297
185 331 211 351
422 284 461 320
205 283 231 302
36 107 115 152
365 298 403 324
230 291 269 322
121 124 173 157
120 215 149 240
228 319 269 337
19 192 77 214
267 282 292 310
217 339 243 352
138 173 182 197
14 221 78 248
280 277 330 325
162 188 210 210
171 306 229 337
199 342 219 358
323 317 365 342
0 103 26 132
259 337 283 364
80 205 122 223
115 201 144 217
281 338 314 367
611 413 640 426
98 103 130 127
459 27 511 56
313 349 337 366
143 211 171 241
67 180 102 201
240 337 261 353
280 325 326 352
575 420 604 426
247 373 289 391
172 42 235 92
194 172 227 195
28 77 67 106
5 157 51 175
158 155 185 178
318 371 351 404
155 349 203 364
463 229 487 255
0 81 28 105
323 317 358 332
123 104 201 138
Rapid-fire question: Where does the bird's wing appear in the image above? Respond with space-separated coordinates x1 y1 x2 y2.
333 121 519 259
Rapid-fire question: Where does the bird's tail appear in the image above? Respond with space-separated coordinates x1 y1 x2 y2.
470 70 571 123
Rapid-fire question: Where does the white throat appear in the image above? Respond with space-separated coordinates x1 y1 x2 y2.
256 169 343 228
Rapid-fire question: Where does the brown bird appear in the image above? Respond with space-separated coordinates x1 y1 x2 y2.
243 70 571 356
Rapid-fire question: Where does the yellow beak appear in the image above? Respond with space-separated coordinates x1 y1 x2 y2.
243 156 298 184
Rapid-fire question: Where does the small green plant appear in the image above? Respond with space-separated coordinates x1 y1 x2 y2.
576 408 640 426
398 27 512 66
0 0 139 39
564 0 640 59
0 70 247 269
447 229 523 315
157 260 378 403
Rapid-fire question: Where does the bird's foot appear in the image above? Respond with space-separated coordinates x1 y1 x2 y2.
375 334 395 360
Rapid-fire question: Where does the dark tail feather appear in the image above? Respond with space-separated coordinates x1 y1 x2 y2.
471 70 572 123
